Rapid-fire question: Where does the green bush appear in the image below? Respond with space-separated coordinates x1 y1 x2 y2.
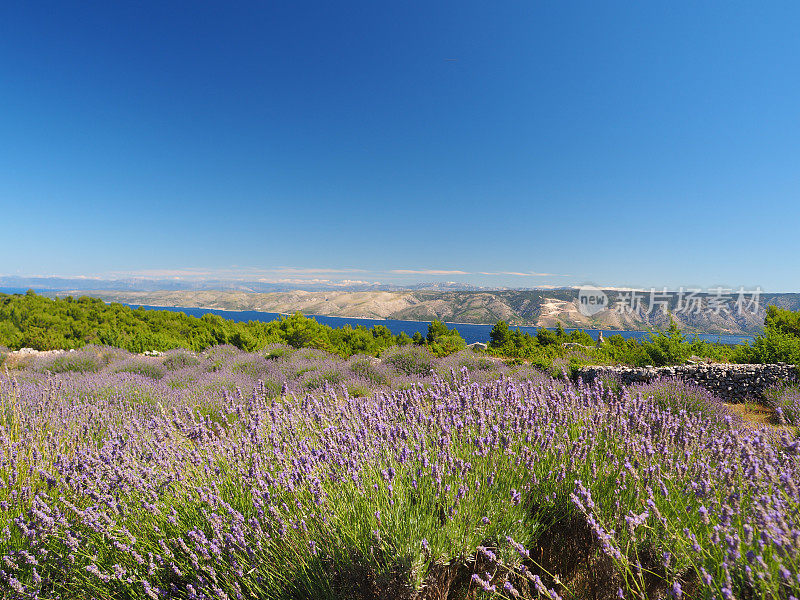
231 359 267 379
40 352 102 374
763 384 800 425
629 378 734 422
161 350 201 370
734 326 800 367
764 305 800 336
0 292 416 358
488 317 748 369
427 333 466 357
384 347 434 376
348 357 391 386
264 346 290 360
346 383 372 398
114 360 166 380
425 320 466 357
639 320 691 366
303 369 345 390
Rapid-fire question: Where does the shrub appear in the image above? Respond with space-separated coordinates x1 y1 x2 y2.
346 383 372 398
427 333 466 357
264 345 291 360
259 379 282 398
162 350 201 370
302 368 345 390
384 347 434 376
348 356 391 386
231 358 267 380
629 377 734 422
114 359 166 380
764 305 800 337
425 320 466 357
39 351 102 374
734 326 800 368
763 384 800 425
638 320 691 366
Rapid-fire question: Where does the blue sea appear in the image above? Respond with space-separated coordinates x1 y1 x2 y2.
127 304 755 346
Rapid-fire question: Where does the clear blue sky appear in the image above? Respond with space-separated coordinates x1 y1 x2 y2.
1 1 798 290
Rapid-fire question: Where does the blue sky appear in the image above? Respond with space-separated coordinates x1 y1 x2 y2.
1 1 798 291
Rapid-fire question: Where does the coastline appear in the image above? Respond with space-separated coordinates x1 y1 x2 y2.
120 302 755 341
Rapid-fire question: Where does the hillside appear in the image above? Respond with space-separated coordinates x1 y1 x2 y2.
55 289 800 334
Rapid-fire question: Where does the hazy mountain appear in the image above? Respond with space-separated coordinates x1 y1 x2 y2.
0 276 497 293
48 288 800 335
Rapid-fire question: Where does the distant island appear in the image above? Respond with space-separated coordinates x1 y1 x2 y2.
53 288 800 335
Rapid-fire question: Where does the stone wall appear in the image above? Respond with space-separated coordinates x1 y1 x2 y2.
575 363 798 402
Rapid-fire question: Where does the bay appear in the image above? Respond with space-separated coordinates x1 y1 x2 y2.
127 304 755 346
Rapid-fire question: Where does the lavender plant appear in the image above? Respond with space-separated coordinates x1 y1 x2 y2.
764 384 800 425
628 377 736 424
0 347 797 599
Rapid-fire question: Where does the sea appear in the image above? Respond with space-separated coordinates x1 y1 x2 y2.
126 304 755 346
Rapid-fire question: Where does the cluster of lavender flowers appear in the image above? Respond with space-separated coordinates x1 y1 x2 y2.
765 384 800 426
628 377 738 424
0 346 798 599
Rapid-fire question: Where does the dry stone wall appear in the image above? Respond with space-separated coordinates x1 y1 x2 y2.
575 363 798 402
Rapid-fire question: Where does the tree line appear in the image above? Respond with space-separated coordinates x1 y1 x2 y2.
0 291 465 357
1 291 798 368
487 306 800 370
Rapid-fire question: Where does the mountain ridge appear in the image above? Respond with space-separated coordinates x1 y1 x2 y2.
50 289 800 335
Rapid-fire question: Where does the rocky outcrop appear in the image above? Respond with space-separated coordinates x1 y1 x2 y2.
1 347 72 368
575 363 798 402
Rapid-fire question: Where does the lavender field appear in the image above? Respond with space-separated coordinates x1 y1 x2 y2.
1 345 799 599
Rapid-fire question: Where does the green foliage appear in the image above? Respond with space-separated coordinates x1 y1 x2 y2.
489 320 511 347
349 357 391 386
489 307 800 370
488 321 598 369
113 360 166 380
384 347 434 376
421 320 466 357
536 327 558 346
764 305 800 337
734 307 800 368
489 318 744 368
640 319 691 366
427 333 466 357
595 320 697 367
161 350 201 370
0 292 415 359
8 292 797 372
763 384 800 425
425 320 450 343
39 352 102 374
